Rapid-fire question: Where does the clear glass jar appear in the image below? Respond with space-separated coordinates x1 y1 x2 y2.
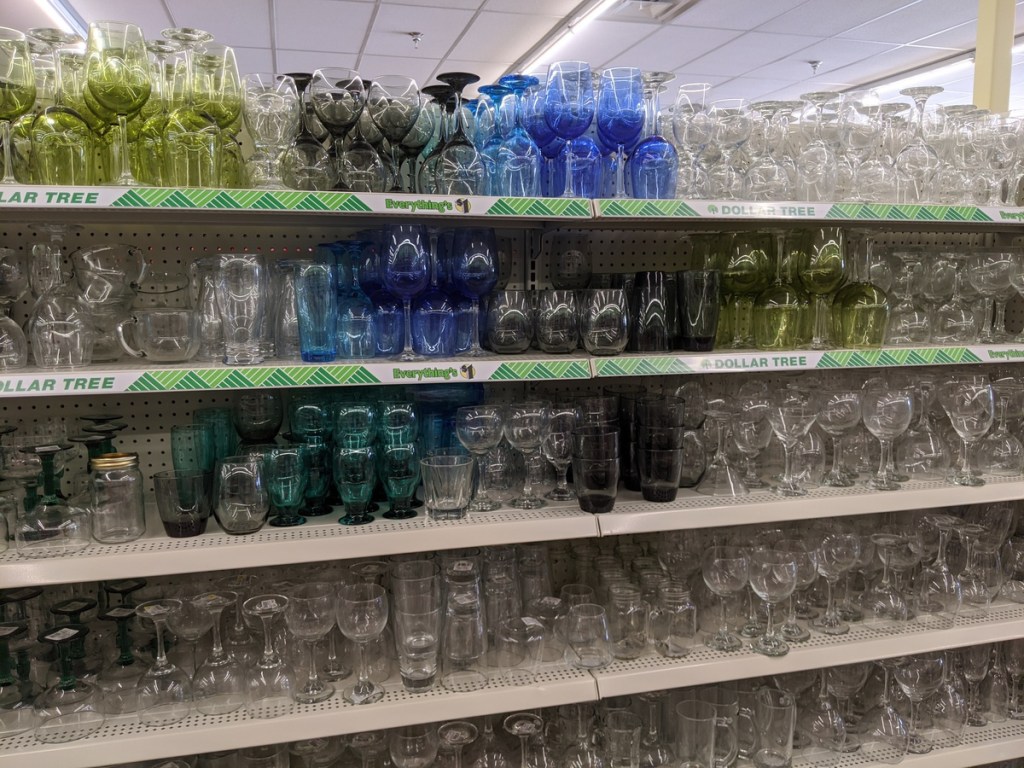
90 452 145 544
650 584 697 658
607 584 649 660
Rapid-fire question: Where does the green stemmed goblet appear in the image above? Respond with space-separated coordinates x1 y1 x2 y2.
265 444 309 527
334 445 377 525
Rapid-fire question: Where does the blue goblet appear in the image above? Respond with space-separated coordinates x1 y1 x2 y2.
629 71 679 199
450 228 499 357
496 74 542 197
411 229 456 357
382 224 431 361
597 67 645 199
544 61 595 198
477 83 510 194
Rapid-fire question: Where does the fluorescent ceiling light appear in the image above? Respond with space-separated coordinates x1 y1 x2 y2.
513 0 621 75
33 0 88 38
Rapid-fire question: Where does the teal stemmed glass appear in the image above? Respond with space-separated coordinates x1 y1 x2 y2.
495 74 542 197
476 83 509 193
334 401 378 448
265 445 309 527
334 445 377 526
379 442 421 520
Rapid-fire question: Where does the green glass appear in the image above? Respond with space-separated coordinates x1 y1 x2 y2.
85 21 151 186
379 442 420 520
192 43 241 129
265 445 308 528
10 113 34 183
334 445 377 526
333 401 378 448
379 401 418 447
721 231 773 348
31 108 95 185
689 233 726 270
797 227 846 349
0 621 40 738
171 423 216 475
753 230 811 350
289 392 334 441
163 107 221 186
0 28 36 185
833 231 890 349
300 435 332 516
194 408 238 464
221 132 246 188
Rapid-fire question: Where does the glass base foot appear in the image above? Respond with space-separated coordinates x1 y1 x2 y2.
810 618 850 635
295 683 335 704
950 472 985 487
339 514 374 526
383 509 417 520
393 350 429 362
510 496 546 510
468 497 501 512
752 636 789 657
705 632 743 652
461 346 491 357
344 682 385 705
269 515 306 527
545 487 577 501
441 670 488 692
781 622 810 642
867 477 902 491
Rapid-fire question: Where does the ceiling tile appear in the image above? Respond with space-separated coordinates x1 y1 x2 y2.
231 45 274 74
275 0 373 53
1 4 70 36
909 20 977 50
395 0 483 8
276 49 358 73
610 25 743 72
446 11 560 64
484 0 578 14
534 19 655 70
753 39 897 80
670 0 810 30
164 0 270 47
838 0 980 45
824 43 967 85
366 4 477 60
71 0 174 37
679 31 819 77
358 53 436 86
759 0 919 38
706 76 792 102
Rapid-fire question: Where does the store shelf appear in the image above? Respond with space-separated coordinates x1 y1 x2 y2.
0 353 593 398
0 504 599 588
592 345 1023 378
0 666 597 768
593 601 1024 697
598 477 1024 536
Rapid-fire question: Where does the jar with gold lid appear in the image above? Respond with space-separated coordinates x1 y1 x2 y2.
90 452 145 543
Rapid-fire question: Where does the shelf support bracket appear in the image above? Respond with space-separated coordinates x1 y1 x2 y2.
973 0 1014 112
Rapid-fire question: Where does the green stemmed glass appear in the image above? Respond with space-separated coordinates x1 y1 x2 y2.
379 442 421 520
722 231 772 348
96 606 142 715
33 624 105 743
265 444 309 527
797 227 846 349
84 21 151 186
334 445 377 525
0 622 40 738
0 28 35 185
753 229 810 351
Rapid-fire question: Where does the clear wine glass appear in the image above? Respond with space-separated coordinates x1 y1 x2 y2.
861 384 914 491
766 390 818 497
336 583 388 705
810 533 860 635
748 549 797 657
242 594 295 719
136 599 193 726
191 591 245 715
894 653 946 754
503 401 551 510
701 545 749 652
895 87 943 203
939 376 995 487
285 583 335 704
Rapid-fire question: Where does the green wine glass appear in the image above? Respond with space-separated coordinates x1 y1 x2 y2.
85 21 151 186
752 229 810 351
265 444 309 528
0 28 36 185
334 445 377 526
833 230 890 349
379 442 421 520
721 231 773 348
797 227 846 349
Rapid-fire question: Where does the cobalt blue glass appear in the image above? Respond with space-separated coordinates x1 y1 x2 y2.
629 71 679 200
370 289 404 356
544 61 595 198
296 262 338 362
597 67 645 199
337 242 377 359
382 224 431 361
552 136 602 199
523 77 556 150
412 230 456 357
451 227 499 357
496 74 542 197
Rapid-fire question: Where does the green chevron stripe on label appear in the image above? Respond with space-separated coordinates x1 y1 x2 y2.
111 189 150 208
533 360 590 379
156 189 196 208
824 204 858 219
592 359 630 376
213 370 256 389
816 351 854 368
260 369 301 387
179 189 219 207
485 199 519 216
295 194 331 211
489 362 535 380
968 208 994 222
251 192 288 210
125 373 162 391
205 190 244 209
484 198 590 217
345 367 381 384
331 194 373 212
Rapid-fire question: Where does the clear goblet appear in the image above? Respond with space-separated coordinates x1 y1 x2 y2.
242 594 295 719
191 591 245 715
861 384 914 491
503 401 551 510
455 405 504 512
894 653 946 754
701 545 749 652
810 533 861 635
968 247 1019 343
136 599 193 726
336 583 388 705
285 582 335 704
818 390 862 488
748 549 798 657
939 376 995 487
765 391 818 497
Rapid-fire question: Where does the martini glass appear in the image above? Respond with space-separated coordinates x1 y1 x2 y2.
136 599 192 726
895 86 943 203
33 624 104 742
436 72 486 194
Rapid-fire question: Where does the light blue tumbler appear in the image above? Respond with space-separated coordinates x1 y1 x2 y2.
297 262 338 362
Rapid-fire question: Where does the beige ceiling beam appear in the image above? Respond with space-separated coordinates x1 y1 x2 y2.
973 0 1014 112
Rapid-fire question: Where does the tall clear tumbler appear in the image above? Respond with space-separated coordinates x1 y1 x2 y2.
215 254 268 365
391 560 443 692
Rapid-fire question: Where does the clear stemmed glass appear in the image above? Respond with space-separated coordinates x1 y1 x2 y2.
367 76 422 192
696 397 746 496
961 643 991 727
707 98 752 199
701 545 749 652
795 91 840 201
940 376 995 487
191 591 245 715
810 533 861 635
391 723 440 768
242 73 301 189
978 381 1024 476
897 377 951 481
917 513 962 629
894 653 946 754
336 583 388 705
861 384 914 491
859 659 911 764
796 227 846 349
96 606 142 715
862 531 915 632
136 599 193 726
495 74 542 196
0 29 36 185
84 21 150 186
543 405 577 502
503 401 551 510
544 61 595 198
766 391 818 497
597 67 644 199
243 594 295 719
731 409 772 490
748 549 798 657
383 224 431 362
818 390 862 487
450 227 499 358
0 621 40 737
285 583 335 704
968 247 1019 343
895 87 943 203
435 71 486 194
0 248 28 369
776 538 817 643
504 712 544 768
438 721 478 768
454 405 503 511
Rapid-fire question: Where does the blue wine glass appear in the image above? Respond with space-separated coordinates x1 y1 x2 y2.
552 136 602 199
412 229 456 356
544 61 595 198
597 67 645 199
496 74 542 197
382 224 431 361
435 72 486 194
629 71 679 199
451 228 499 357
477 83 510 195
265 444 308 527
337 242 377 359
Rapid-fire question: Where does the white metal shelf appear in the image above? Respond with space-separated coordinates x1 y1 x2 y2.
598 477 1024 536
0 504 599 588
0 666 597 768
593 601 1024 697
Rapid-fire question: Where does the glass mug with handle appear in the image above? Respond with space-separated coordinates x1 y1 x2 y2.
115 309 200 363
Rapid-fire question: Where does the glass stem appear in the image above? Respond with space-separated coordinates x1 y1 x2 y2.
960 438 973 477
519 735 530 768
719 596 730 637
306 638 321 689
556 463 570 493
402 299 415 356
210 611 224 658
356 639 369 692
615 144 626 198
0 642 13 686
824 578 837 624
57 644 76 692
781 444 796 488
563 139 575 197
830 436 844 477
117 618 134 666
259 614 275 664
469 299 482 352
786 595 797 626
876 439 891 481
0 120 14 184
521 450 536 499
764 600 775 640
811 295 831 347
153 618 169 668
474 454 491 502
116 114 133 184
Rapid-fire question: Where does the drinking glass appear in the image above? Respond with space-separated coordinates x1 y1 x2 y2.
435 71 486 194
895 87 943 203
940 376 995 487
285 583 335 704
242 594 295 719
391 724 440 768
581 288 630 356
216 253 268 366
420 450 474 521
597 67 644 198
861 384 914 491
766 391 818 497
242 72 301 189
366 76 421 192
495 74 542 196
810 533 860 635
214 455 270 535
191 592 245 715
450 228 499 358
702 546 749 652
545 61 595 197
487 290 533 354
679 269 721 352
0 622 39 737
85 21 150 186
264 445 308 528
336 583 388 705
968 247 1018 343
542 406 577 502
438 722 478 768
0 29 34 186
333 446 377 525
894 653 946 753
748 550 798 657
33 624 104 742
630 71 679 199
564 603 612 669
383 224 431 362
504 401 551 509
754 688 796 768
536 290 579 354
456 406 504 512
296 262 338 363
676 699 717 768
136 599 192 726
722 232 772 348
379 442 421 520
